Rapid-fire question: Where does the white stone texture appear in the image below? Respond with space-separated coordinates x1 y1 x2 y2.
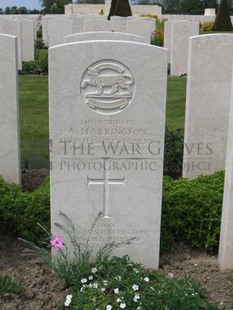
72 15 84 33
48 18 73 47
204 8 216 16
64 31 144 43
170 20 199 76
21 19 35 61
110 16 132 33
183 34 233 179
49 40 167 268
83 18 113 32
219 66 233 270
0 34 21 184
164 20 174 63
0 19 22 70
126 18 156 44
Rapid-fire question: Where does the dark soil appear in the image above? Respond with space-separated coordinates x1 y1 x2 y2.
0 170 232 309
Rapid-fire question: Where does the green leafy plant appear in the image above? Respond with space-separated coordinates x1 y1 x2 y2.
19 211 135 288
164 127 184 179
0 274 22 298
161 171 224 253
19 213 216 310
21 58 48 75
0 177 50 245
61 258 216 310
151 28 164 46
201 22 214 32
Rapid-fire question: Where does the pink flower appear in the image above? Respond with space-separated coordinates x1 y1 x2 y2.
50 235 63 251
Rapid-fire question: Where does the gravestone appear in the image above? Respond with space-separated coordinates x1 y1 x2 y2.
204 8 216 16
64 31 144 43
83 18 113 32
183 34 233 179
110 16 136 33
0 34 21 184
0 19 22 70
50 40 167 268
126 18 155 44
48 18 73 47
72 15 84 33
170 20 199 76
21 19 35 61
219 67 233 270
42 16 54 47
164 20 174 64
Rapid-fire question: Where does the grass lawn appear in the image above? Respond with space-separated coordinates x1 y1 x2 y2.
166 76 186 130
19 75 49 169
19 75 186 168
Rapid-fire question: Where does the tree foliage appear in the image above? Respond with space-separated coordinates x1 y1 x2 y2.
163 0 217 14
213 0 233 31
108 0 132 20
40 0 72 14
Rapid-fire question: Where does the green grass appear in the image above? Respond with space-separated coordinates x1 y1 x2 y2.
19 75 49 169
18 75 186 168
166 77 186 130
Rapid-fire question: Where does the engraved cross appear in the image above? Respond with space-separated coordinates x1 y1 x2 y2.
87 159 125 218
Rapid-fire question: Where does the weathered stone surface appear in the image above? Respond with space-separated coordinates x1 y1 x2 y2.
49 40 167 268
183 34 233 179
64 31 144 43
0 34 21 184
170 20 199 76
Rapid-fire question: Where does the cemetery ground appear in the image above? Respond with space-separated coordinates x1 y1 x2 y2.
1 232 233 309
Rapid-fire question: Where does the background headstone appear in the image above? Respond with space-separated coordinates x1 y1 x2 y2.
50 40 167 268
0 19 22 70
21 19 35 61
183 34 233 179
164 20 174 64
170 20 199 76
219 66 233 270
110 16 136 33
64 31 144 43
126 18 155 44
48 18 73 47
0 34 21 184
83 18 113 32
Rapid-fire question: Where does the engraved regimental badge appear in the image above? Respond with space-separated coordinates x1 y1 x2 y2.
80 60 135 115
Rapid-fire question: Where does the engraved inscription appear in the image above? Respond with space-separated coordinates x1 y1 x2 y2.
87 158 125 217
81 60 135 115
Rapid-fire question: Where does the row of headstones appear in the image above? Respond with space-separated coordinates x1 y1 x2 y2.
1 31 233 270
164 20 200 76
0 15 40 69
42 15 156 46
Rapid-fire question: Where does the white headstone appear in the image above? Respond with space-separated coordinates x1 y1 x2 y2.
164 20 174 64
48 18 73 47
83 18 113 32
0 19 22 70
64 31 144 43
126 18 155 44
50 40 167 269
42 16 53 47
110 16 136 33
183 34 233 179
170 20 199 76
72 15 84 33
219 66 233 270
0 34 21 184
21 19 35 61
204 8 216 16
